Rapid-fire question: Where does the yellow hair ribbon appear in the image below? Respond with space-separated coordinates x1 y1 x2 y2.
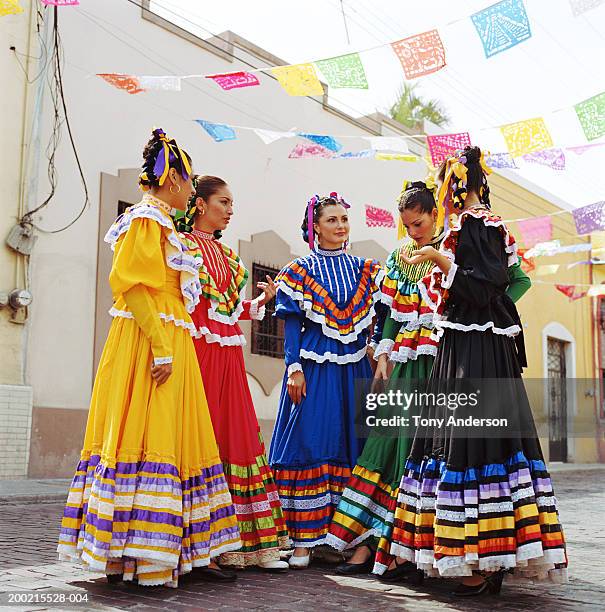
397 179 409 239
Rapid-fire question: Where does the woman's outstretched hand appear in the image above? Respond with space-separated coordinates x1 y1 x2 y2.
256 275 277 307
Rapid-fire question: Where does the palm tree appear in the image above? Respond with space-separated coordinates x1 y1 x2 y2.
389 82 449 129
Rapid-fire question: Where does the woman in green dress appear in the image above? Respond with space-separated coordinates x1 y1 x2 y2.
326 180 531 580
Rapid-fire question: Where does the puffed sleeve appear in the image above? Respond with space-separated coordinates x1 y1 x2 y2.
110 218 172 364
506 261 531 303
240 298 266 321
444 217 510 309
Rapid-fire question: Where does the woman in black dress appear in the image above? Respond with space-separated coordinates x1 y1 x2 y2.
389 146 567 596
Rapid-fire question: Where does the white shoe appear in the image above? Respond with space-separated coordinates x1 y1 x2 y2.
258 560 289 571
288 550 311 569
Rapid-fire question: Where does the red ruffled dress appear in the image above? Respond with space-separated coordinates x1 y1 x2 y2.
182 229 290 567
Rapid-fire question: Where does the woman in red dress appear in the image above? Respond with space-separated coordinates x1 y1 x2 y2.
178 175 290 571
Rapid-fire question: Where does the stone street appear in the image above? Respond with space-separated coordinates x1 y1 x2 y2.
0 468 603 611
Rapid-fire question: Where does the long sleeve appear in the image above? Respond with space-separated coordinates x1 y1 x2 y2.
123 285 172 364
370 301 387 348
284 314 303 376
109 217 172 364
506 261 531 303
446 219 510 309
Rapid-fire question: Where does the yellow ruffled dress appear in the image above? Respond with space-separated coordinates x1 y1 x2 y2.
57 194 241 587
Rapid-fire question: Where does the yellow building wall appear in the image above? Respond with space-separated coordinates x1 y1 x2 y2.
489 173 600 462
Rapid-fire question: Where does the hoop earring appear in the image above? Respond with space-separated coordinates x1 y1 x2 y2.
170 184 181 194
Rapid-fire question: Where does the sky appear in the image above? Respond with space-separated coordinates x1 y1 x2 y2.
150 0 605 209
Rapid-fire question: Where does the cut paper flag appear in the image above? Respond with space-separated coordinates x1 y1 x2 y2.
272 63 324 96
517 216 552 248
588 285 605 297
195 119 237 142
427 132 471 166
97 73 145 95
375 152 418 162
1 0 23 16
486 152 518 169
569 0 605 16
528 243 592 257
556 284 587 300
522 148 566 170
471 0 532 59
288 143 333 159
42 0 79 5
517 248 536 273
501 117 553 158
572 201 605 235
535 264 560 276
391 30 446 80
315 53 368 89
206 71 260 90
138 76 181 91
252 129 296 145
335 150 374 159
299 134 343 152
574 91 605 141
524 240 561 258
364 136 409 153
365 205 396 229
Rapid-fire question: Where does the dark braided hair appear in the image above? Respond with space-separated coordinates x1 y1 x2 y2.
300 195 346 244
398 181 437 215
437 145 491 209
139 128 192 191
175 175 227 239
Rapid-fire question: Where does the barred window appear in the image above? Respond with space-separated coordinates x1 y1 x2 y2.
251 263 284 359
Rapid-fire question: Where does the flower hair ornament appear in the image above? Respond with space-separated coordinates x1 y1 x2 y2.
306 191 351 250
138 128 192 192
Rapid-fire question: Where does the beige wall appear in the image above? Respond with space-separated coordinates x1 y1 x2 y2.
0 2 32 385
489 173 600 462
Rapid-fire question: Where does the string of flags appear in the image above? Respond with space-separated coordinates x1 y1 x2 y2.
188 117 605 177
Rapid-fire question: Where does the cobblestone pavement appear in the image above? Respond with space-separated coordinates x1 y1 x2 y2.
0 469 603 611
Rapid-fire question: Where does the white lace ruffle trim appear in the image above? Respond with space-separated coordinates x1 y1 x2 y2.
287 363 303 377
109 307 198 337
249 298 266 321
373 339 395 359
104 202 202 314
277 273 384 345
194 326 247 346
390 343 438 363
435 319 522 337
299 345 367 365
153 356 173 366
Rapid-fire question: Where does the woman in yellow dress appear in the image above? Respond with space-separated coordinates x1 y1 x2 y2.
57 128 241 587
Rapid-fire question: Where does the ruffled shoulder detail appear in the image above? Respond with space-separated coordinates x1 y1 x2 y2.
275 256 385 345
182 235 249 324
381 241 442 324
425 209 518 318
104 202 202 313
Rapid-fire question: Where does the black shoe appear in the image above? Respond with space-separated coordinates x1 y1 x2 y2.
378 560 417 583
106 574 123 584
334 557 374 576
452 571 504 597
198 566 238 582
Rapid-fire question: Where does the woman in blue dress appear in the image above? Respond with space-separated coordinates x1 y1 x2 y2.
269 193 384 568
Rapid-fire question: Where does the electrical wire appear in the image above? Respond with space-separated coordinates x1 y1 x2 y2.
22 6 90 234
